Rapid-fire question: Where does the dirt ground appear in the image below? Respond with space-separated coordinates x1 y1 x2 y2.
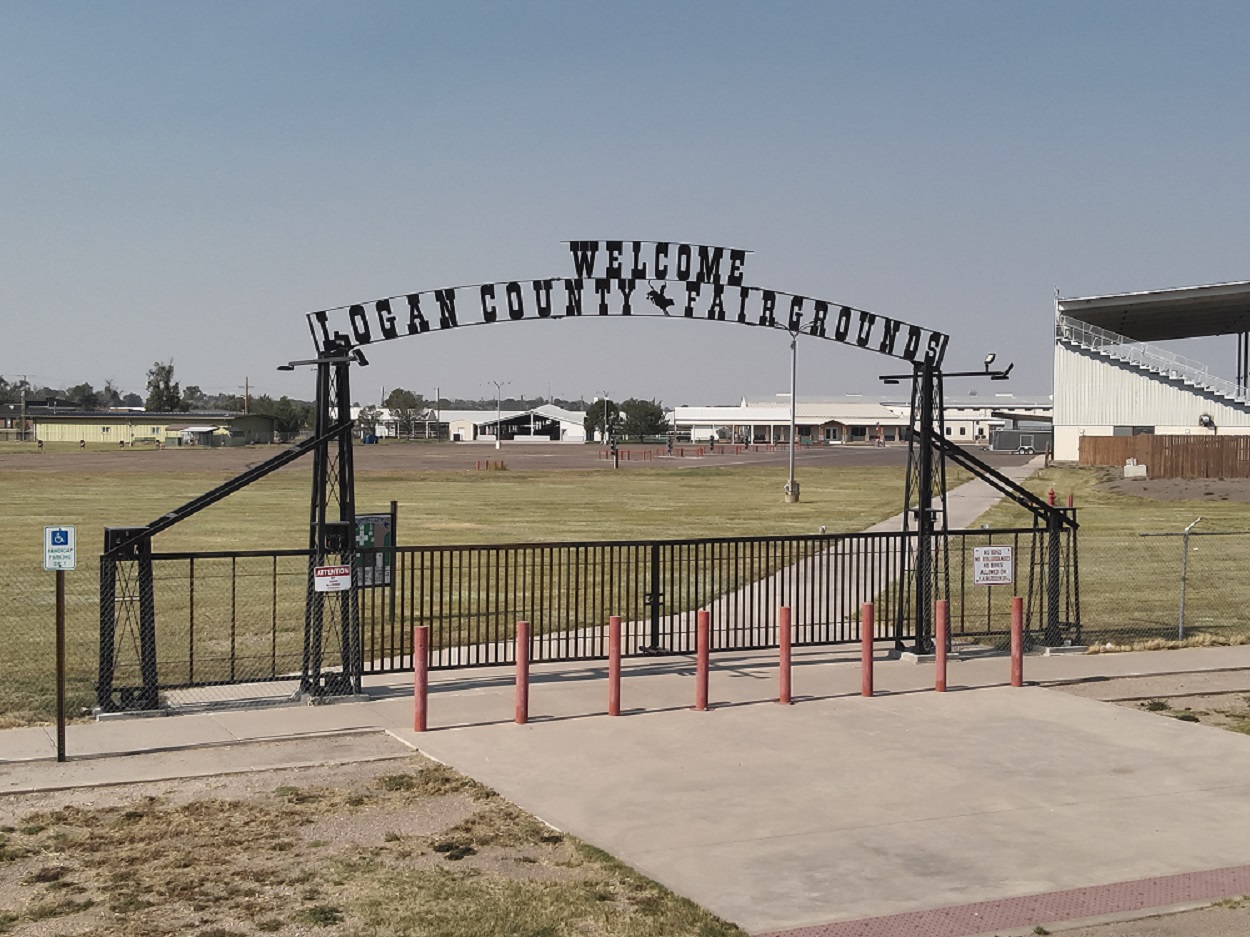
2 678 1249 936
0 441 1032 476
0 748 743 937
1099 476 1250 503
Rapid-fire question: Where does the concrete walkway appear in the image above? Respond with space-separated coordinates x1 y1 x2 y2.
4 643 1250 936
5 457 1250 934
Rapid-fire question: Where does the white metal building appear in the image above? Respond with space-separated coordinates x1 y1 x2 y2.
882 396 1052 446
673 397 907 444
1053 281 1250 461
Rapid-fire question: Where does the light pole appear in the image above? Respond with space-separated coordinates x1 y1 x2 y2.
488 380 509 449
785 331 799 503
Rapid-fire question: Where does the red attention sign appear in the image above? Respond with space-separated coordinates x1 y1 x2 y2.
313 565 352 592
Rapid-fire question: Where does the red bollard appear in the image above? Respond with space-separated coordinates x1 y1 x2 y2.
608 615 621 716
413 625 429 732
1067 492 1074 508
695 609 710 711
1047 487 1056 506
1010 597 1024 687
861 602 874 697
515 620 530 724
935 599 948 692
778 606 792 704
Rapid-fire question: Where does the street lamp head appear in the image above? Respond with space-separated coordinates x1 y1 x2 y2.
983 353 996 370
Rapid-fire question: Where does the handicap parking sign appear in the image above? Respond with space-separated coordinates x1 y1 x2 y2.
44 526 77 570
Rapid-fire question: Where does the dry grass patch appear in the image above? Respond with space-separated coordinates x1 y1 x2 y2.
0 756 745 937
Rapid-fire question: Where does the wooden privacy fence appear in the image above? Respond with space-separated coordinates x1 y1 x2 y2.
1079 434 1250 478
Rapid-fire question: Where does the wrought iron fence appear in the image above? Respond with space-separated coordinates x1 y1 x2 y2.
91 526 1079 711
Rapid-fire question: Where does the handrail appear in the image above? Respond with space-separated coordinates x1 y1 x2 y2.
1057 315 1250 404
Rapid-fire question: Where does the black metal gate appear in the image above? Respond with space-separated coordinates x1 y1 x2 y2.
96 526 1078 708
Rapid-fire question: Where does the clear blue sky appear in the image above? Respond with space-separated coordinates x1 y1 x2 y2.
4 1 1248 407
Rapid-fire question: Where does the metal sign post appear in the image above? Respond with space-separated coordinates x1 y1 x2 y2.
44 526 76 762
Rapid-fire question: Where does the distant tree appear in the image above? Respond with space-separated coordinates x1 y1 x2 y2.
145 360 185 412
121 392 143 408
357 404 381 438
66 382 100 410
101 379 123 408
584 397 622 442
384 388 426 438
182 385 208 409
621 399 668 439
209 393 244 411
252 395 312 441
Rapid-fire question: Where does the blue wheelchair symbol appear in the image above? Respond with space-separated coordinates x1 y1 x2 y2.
51 529 69 545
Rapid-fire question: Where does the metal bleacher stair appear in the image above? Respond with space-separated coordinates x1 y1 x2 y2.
1056 314 1250 406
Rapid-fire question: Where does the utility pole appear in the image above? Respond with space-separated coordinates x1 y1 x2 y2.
785 333 800 503
19 375 27 443
488 380 509 449
238 377 250 414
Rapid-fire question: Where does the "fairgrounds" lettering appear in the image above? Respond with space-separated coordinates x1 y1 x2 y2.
305 241 949 367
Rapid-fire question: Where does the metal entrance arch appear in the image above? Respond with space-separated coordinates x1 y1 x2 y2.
96 239 1076 711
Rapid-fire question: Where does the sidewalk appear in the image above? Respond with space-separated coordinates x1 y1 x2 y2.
5 457 1250 935
4 643 1250 935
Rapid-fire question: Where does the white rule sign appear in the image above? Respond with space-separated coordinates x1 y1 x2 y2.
44 526 77 571
313 565 352 592
972 545 1013 586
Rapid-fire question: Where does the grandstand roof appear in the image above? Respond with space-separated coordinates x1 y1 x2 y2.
1058 280 1250 341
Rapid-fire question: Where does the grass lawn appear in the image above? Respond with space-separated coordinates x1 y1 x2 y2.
2 457 910 725
971 464 1250 648
0 755 748 937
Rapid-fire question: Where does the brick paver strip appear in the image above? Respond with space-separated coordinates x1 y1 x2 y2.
759 864 1250 937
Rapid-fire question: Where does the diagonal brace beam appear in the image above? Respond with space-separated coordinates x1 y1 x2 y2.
935 432 1078 529
104 421 354 557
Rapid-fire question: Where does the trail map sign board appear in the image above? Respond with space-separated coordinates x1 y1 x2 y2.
972 545 1014 586
305 240 949 367
355 513 394 587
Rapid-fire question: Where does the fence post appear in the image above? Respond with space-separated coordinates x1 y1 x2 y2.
1178 517 1201 640
413 625 429 732
1045 512 1062 646
608 615 621 716
695 609 710 711
861 602 874 697
515 620 530 724
646 542 663 651
779 606 792 705
935 599 948 692
1010 596 1024 687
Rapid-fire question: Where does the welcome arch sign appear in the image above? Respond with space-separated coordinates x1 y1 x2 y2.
305 240 950 367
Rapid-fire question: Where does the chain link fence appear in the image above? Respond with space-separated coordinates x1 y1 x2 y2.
5 523 1247 731
2 564 99 729
1079 524 1250 650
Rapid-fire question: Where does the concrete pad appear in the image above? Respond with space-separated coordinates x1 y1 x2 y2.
0 731 415 795
64 711 240 756
0 726 54 762
210 701 388 740
411 683 1250 934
